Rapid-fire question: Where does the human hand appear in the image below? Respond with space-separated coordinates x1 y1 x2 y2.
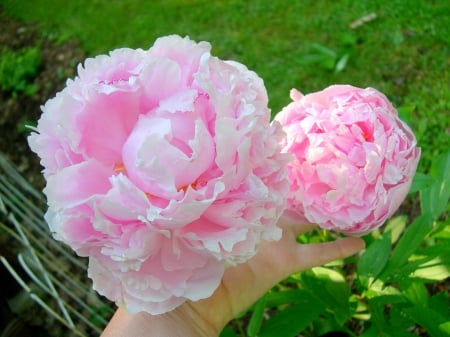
101 219 365 337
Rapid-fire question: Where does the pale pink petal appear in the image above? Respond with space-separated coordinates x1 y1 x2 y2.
276 84 420 236
28 35 288 315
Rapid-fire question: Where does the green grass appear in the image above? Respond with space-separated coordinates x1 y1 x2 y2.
0 0 448 185
1 2 448 164
1 0 447 208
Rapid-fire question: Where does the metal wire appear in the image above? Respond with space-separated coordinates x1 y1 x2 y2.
0 153 113 337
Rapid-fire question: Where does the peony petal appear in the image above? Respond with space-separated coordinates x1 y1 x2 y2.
44 159 111 209
29 35 288 314
276 84 420 236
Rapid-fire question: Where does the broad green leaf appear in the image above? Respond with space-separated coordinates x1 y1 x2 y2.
431 223 450 239
401 304 449 337
410 258 450 281
387 240 450 281
358 230 391 282
264 288 312 308
366 295 418 337
258 300 324 337
366 298 390 334
301 267 351 324
428 151 450 180
401 280 428 304
390 306 422 337
438 322 450 335
381 214 434 280
247 295 266 337
384 256 442 282
220 326 238 337
365 280 403 299
360 325 382 337
384 215 407 244
429 291 449 316
366 294 407 306
400 281 449 337
312 315 353 337
409 172 435 194
414 240 450 260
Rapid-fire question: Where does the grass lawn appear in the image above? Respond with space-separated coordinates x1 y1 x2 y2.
1 0 449 172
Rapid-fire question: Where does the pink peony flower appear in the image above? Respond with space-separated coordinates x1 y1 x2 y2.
28 35 289 314
275 85 420 236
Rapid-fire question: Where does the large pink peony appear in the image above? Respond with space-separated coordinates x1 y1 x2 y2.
275 85 420 236
28 35 289 314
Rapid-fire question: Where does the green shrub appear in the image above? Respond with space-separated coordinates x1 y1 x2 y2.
0 47 41 96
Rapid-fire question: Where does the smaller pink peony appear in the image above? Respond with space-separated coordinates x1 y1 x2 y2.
275 85 420 236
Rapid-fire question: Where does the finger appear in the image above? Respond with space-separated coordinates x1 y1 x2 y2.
292 237 365 273
277 216 317 236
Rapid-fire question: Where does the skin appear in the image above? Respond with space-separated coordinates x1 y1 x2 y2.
101 219 365 337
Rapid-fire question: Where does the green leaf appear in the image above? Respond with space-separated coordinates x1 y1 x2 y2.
438 322 450 336
366 298 390 334
301 267 351 324
385 239 450 281
360 325 382 337
410 258 450 281
400 281 449 337
409 173 435 194
259 299 324 337
429 291 449 316
312 315 353 337
402 303 449 337
264 288 313 307
220 326 238 337
381 214 434 280
247 295 266 337
383 216 407 244
358 230 391 282
401 279 428 304
367 294 407 306
431 222 450 239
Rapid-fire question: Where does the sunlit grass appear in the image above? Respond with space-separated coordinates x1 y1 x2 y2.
1 0 448 168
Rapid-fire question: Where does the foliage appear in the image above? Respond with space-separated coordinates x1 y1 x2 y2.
0 46 41 96
220 152 450 337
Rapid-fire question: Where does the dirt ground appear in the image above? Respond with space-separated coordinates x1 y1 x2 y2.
0 9 86 191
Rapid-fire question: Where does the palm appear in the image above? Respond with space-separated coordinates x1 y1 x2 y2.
185 221 365 334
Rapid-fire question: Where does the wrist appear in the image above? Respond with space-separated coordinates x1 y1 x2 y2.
101 305 220 337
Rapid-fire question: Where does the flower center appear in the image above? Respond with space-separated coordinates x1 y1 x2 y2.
177 178 203 193
113 161 126 174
